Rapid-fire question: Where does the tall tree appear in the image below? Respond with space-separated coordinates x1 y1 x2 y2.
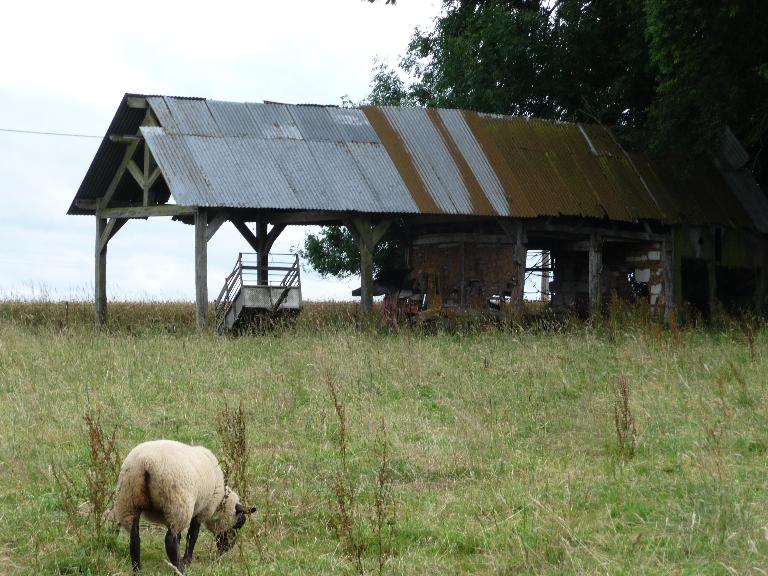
303 0 768 280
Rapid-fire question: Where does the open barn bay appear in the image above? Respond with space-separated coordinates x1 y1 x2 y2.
1 302 767 575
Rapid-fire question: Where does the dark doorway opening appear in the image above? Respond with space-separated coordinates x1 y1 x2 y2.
681 258 710 318
716 266 756 313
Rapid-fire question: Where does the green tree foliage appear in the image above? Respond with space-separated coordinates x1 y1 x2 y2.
373 0 767 175
303 0 768 280
300 225 405 279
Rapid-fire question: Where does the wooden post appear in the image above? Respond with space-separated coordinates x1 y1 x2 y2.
756 236 768 316
662 237 676 323
195 209 208 332
588 232 602 315
256 220 268 286
498 218 527 308
231 220 286 285
540 250 550 301
347 217 392 317
707 260 717 318
95 217 108 327
512 222 527 307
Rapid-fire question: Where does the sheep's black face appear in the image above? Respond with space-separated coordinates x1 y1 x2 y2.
215 503 256 554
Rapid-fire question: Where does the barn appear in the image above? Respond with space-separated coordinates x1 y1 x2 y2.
68 94 768 330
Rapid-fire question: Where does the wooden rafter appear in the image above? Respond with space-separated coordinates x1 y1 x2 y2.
99 140 139 210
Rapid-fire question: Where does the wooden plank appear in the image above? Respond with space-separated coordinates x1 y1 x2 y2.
109 135 141 144
75 199 98 210
267 210 351 225
588 232 603 315
95 217 107 327
126 96 148 109
97 205 196 219
99 140 139 210
195 210 208 332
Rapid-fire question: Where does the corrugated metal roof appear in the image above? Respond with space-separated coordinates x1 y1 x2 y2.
68 93 768 232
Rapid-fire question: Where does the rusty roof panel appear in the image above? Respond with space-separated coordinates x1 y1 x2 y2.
361 106 440 213
245 103 303 140
71 94 768 231
463 112 536 217
382 106 473 214
327 108 380 143
438 109 509 216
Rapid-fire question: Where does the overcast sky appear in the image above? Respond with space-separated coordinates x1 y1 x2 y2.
0 0 441 302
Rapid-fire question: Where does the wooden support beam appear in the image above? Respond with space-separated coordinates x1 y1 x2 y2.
97 205 196 219
95 217 108 327
127 160 144 188
231 220 287 284
498 219 528 307
588 232 603 315
142 142 156 207
98 218 127 253
195 209 208 332
256 221 269 285
755 237 768 316
511 221 527 306
662 237 676 323
232 220 259 251
347 217 392 316
146 166 161 190
99 140 139 210
205 211 229 242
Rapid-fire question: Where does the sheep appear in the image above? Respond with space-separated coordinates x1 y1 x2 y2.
112 439 255 573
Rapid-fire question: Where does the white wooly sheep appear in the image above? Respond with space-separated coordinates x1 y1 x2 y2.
112 440 255 573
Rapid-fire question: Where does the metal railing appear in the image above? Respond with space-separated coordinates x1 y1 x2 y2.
214 253 301 330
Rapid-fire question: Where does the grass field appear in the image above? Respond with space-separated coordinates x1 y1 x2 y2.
1 300 767 575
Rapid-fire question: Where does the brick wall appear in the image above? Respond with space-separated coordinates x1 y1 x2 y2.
410 242 519 309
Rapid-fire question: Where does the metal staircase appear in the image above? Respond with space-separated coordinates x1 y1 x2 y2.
214 253 302 334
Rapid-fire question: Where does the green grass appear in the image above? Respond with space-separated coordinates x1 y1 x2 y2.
1 301 767 574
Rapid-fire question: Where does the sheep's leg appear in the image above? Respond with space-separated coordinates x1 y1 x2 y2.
129 516 141 571
180 517 201 570
164 529 181 570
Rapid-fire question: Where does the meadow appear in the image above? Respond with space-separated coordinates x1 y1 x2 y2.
0 300 767 575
